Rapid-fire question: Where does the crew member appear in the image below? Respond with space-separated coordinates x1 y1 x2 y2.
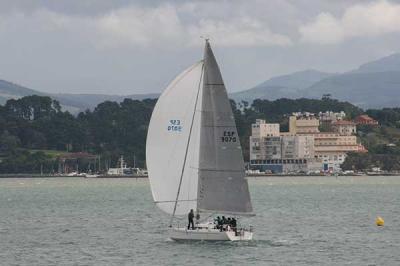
231 218 237 229
187 209 195 230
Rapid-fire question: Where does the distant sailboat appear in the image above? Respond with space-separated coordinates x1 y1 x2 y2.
146 40 254 241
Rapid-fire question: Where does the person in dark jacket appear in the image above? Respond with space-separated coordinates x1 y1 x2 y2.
187 209 195 230
221 216 227 225
231 217 238 235
231 218 237 228
215 216 222 231
221 216 227 231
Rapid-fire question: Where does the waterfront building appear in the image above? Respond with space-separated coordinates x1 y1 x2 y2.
289 115 365 171
296 135 315 158
354 115 378 126
251 119 280 137
319 111 346 131
319 111 346 123
249 115 367 173
250 119 280 160
289 114 319 134
250 118 318 173
264 136 282 160
331 120 356 136
311 133 366 171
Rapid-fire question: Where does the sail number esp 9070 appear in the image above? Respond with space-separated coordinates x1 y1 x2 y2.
168 119 182 132
221 131 237 142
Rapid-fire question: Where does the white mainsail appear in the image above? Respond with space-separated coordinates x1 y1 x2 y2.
146 41 253 219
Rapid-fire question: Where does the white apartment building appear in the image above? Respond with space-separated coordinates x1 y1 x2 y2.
251 119 280 137
319 111 346 123
250 119 280 161
250 119 316 173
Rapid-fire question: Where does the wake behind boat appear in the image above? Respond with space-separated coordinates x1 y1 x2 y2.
146 40 254 241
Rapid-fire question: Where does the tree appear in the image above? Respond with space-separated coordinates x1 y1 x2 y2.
0 131 20 153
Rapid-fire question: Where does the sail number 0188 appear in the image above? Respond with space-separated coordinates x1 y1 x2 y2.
221 131 237 142
168 119 182 132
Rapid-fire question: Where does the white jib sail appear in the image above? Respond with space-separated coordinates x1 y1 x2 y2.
146 61 203 216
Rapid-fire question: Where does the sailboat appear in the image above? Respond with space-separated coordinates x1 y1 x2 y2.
146 40 254 241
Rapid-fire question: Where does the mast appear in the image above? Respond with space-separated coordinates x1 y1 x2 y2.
169 60 204 227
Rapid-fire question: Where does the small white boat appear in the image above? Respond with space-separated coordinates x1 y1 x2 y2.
84 174 99 178
103 156 148 177
146 40 254 241
66 172 86 177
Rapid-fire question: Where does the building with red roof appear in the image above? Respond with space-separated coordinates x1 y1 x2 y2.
354 115 378 126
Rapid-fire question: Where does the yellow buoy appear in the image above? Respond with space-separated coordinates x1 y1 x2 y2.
376 216 384 226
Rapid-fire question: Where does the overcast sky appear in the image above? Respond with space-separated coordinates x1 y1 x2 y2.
0 0 400 95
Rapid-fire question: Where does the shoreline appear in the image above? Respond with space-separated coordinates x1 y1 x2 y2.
0 174 148 178
1 173 399 178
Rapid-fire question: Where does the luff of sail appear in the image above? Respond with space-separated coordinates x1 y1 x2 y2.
197 41 253 215
146 61 204 216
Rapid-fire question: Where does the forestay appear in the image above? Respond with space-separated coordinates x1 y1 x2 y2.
146 61 203 215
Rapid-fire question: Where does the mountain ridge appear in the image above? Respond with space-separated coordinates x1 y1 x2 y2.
2 52 400 110
230 69 332 102
0 79 159 112
231 52 400 108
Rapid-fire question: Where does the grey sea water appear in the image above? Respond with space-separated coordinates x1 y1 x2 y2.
0 176 399 265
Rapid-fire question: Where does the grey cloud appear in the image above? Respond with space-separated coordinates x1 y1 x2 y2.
0 0 399 95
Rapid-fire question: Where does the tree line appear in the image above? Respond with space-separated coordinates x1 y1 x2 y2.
0 95 156 173
1 95 399 173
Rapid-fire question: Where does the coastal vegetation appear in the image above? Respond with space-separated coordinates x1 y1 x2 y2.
342 123 400 171
0 95 156 173
1 95 399 173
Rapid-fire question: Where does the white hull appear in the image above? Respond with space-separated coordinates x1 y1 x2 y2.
169 227 253 241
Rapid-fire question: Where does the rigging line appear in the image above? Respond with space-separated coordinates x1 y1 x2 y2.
169 62 205 227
